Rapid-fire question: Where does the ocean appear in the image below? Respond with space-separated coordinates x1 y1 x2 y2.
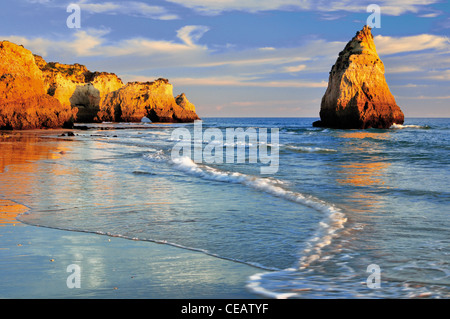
2 117 449 298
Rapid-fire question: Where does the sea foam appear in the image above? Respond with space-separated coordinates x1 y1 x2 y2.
391 123 430 129
144 151 347 271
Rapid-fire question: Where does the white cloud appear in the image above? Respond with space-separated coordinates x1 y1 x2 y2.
79 0 179 20
282 64 307 73
27 0 179 20
4 25 210 59
375 34 450 55
176 25 210 47
423 70 450 81
418 12 441 18
259 47 276 51
388 66 423 73
171 76 327 88
398 95 450 99
165 0 440 16
164 0 309 15
4 28 111 58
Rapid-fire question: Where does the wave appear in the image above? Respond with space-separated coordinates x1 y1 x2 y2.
284 145 337 153
143 150 167 163
168 137 282 148
144 151 347 271
390 123 430 129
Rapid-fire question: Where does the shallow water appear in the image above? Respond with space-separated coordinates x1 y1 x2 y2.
1 118 449 298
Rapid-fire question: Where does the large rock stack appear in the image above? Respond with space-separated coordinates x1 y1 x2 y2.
314 26 404 129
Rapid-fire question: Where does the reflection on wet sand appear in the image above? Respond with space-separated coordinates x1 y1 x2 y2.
0 131 71 225
0 132 64 173
0 199 29 226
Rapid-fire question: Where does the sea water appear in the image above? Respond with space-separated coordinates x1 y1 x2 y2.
7 118 450 298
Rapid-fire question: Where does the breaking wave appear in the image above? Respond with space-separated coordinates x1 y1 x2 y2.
390 123 430 129
144 151 347 272
284 145 337 153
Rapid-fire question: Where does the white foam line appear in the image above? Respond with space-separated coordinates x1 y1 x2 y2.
246 272 299 299
285 145 337 153
143 152 347 273
390 123 429 129
165 155 347 270
16 214 279 272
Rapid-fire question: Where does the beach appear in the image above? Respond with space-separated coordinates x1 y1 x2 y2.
1 118 449 299
0 130 261 299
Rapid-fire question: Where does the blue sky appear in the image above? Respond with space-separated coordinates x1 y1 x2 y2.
1 0 449 117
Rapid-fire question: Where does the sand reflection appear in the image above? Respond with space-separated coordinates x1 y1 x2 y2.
0 133 61 173
0 131 72 225
0 199 29 226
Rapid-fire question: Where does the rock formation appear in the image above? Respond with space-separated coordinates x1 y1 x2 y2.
35 55 124 122
175 93 196 112
98 79 200 123
313 26 404 129
1 40 200 129
0 41 74 129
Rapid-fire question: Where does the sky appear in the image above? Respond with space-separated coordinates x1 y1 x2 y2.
1 0 449 118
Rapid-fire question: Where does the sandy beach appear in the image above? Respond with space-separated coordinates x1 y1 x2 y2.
0 130 262 299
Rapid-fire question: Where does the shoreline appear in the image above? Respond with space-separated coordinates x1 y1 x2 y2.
0 217 263 299
0 130 263 299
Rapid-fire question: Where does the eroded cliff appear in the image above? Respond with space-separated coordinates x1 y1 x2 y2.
0 41 74 129
98 79 200 123
35 55 124 122
0 40 200 128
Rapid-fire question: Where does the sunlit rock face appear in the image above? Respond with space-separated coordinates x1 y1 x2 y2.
1 41 199 128
35 55 123 123
314 26 404 129
175 93 197 113
0 41 74 129
98 79 200 123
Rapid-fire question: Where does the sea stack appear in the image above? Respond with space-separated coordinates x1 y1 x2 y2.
313 26 404 129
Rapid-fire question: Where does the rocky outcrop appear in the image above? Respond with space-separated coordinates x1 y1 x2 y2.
0 41 74 129
313 26 404 129
175 93 196 112
98 79 200 123
1 40 200 129
35 56 123 122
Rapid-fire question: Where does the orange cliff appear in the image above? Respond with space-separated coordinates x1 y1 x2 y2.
0 41 200 129
98 79 200 123
313 26 404 129
34 55 124 123
0 41 74 129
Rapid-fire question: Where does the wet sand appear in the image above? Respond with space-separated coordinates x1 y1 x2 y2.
0 130 262 299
